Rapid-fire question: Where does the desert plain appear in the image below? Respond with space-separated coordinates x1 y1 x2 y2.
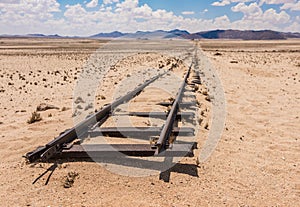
0 38 299 206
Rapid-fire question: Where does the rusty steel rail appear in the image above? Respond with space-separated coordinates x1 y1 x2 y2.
25 59 198 163
25 71 167 163
155 63 192 154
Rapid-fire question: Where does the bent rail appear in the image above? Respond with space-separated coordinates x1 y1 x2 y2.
25 71 167 162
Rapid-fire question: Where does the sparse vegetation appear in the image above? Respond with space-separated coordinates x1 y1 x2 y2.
63 171 79 188
204 122 209 130
214 52 222 56
61 106 69 111
27 111 42 124
74 96 85 104
198 117 203 125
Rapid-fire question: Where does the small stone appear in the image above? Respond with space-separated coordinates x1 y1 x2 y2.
76 105 83 109
36 103 59 111
75 97 85 104
84 103 93 111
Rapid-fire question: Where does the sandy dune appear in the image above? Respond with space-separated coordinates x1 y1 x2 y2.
0 38 299 206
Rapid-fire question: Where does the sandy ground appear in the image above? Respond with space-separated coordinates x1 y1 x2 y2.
0 38 299 206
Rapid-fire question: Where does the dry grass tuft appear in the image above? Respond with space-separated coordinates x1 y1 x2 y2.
27 111 42 124
63 171 79 188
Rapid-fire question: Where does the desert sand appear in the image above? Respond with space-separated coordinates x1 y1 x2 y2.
0 38 299 206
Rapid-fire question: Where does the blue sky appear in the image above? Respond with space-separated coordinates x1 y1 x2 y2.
0 0 299 35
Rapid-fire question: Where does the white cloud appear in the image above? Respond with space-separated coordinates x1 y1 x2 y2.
212 0 253 6
231 2 291 30
115 0 138 12
134 4 152 18
0 0 60 20
0 0 61 35
260 0 295 5
86 0 98 8
103 0 119 4
65 4 88 23
231 2 263 19
281 1 300 11
0 0 299 36
214 15 231 28
0 0 19 4
181 11 195 15
200 9 209 15
263 8 290 24
212 0 231 6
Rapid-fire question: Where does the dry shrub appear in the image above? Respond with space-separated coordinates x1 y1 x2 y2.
27 111 42 124
63 171 79 188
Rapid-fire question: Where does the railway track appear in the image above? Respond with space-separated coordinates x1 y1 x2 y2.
25 51 201 168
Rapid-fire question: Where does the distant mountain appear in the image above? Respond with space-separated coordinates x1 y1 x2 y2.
123 30 166 39
90 31 124 38
282 32 300 38
164 29 190 38
26 34 62 38
89 29 300 40
1 29 300 40
0 34 62 38
27 34 46 37
187 30 288 40
90 29 190 39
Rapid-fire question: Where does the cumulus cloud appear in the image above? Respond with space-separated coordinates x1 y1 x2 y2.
0 0 60 20
263 8 290 24
213 15 231 28
0 0 299 36
212 0 231 6
0 0 20 7
86 0 98 8
281 1 300 11
212 0 253 6
259 0 295 5
231 2 290 30
0 0 61 34
103 0 119 4
232 2 263 19
181 11 195 15
115 0 138 12
0 0 19 4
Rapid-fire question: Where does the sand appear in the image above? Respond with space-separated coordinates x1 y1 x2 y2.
0 38 299 206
